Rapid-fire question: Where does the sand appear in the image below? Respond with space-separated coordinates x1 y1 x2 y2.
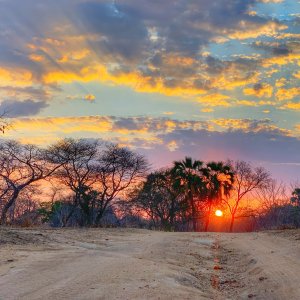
0 227 299 300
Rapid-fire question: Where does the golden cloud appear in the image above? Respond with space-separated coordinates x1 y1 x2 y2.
198 93 231 107
280 102 300 110
228 21 287 40
276 88 300 101
4 116 293 149
294 72 300 79
84 94 96 102
262 53 300 68
0 67 32 87
243 84 273 98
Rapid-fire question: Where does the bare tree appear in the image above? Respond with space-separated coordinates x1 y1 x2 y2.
0 111 11 134
0 140 65 224
49 139 148 226
49 138 99 225
255 180 289 212
254 180 290 229
224 161 271 232
93 144 148 224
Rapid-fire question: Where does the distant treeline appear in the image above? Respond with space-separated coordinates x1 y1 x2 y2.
0 138 299 231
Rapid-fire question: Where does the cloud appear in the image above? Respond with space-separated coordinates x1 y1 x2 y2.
0 99 48 117
0 0 296 102
276 87 300 101
280 102 300 110
198 93 231 107
0 0 297 123
258 0 284 3
5 114 299 181
243 83 273 98
227 21 287 40
0 67 32 88
84 94 96 102
5 116 293 145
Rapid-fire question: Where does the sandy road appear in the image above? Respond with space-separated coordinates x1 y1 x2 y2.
0 228 299 300
218 231 300 300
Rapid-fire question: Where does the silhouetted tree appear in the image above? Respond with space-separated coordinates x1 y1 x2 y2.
130 169 186 230
291 188 300 207
50 139 148 226
0 141 65 224
203 161 234 231
224 161 271 232
171 157 205 231
49 138 99 225
93 144 148 224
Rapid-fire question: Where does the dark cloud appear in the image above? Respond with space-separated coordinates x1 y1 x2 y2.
0 0 298 102
134 127 300 182
252 41 292 56
77 2 148 59
0 99 48 117
113 118 140 131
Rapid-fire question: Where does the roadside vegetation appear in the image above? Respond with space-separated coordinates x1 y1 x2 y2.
0 138 299 231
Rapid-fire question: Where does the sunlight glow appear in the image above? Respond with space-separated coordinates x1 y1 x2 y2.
215 210 223 217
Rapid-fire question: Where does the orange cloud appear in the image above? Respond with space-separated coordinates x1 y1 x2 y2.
280 102 300 111
198 93 231 107
4 116 293 149
0 67 32 87
243 84 273 98
262 53 300 68
276 88 300 101
228 21 287 40
84 94 96 102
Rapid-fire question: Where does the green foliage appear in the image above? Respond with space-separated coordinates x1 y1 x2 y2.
38 201 63 223
291 188 300 206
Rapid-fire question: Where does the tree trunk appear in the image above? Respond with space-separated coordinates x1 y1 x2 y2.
0 189 20 225
204 202 212 232
229 214 235 232
189 192 197 232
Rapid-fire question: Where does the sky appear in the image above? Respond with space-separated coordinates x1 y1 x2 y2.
0 0 299 182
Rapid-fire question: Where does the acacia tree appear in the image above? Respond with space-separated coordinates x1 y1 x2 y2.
50 139 148 226
93 144 148 224
49 138 99 225
224 160 271 232
0 140 65 224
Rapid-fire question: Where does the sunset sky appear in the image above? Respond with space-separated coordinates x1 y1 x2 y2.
0 0 299 182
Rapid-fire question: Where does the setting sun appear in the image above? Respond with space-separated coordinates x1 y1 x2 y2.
215 210 223 217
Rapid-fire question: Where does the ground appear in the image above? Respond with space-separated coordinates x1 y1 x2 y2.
0 228 299 300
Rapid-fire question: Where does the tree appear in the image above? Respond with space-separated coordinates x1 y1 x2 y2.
291 188 300 207
203 162 234 232
50 139 148 226
49 138 99 225
254 180 290 229
93 144 148 224
224 161 271 232
171 157 205 231
0 111 11 134
130 169 186 230
0 141 65 224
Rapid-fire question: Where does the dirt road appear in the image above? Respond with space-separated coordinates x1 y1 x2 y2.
0 228 299 300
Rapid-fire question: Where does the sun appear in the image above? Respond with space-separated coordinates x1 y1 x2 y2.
215 210 223 217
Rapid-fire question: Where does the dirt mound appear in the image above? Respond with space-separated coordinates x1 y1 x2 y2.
0 228 49 245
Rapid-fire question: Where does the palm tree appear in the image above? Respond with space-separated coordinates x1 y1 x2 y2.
204 162 234 232
171 157 205 231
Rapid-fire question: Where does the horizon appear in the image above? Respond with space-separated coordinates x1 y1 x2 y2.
0 0 299 183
